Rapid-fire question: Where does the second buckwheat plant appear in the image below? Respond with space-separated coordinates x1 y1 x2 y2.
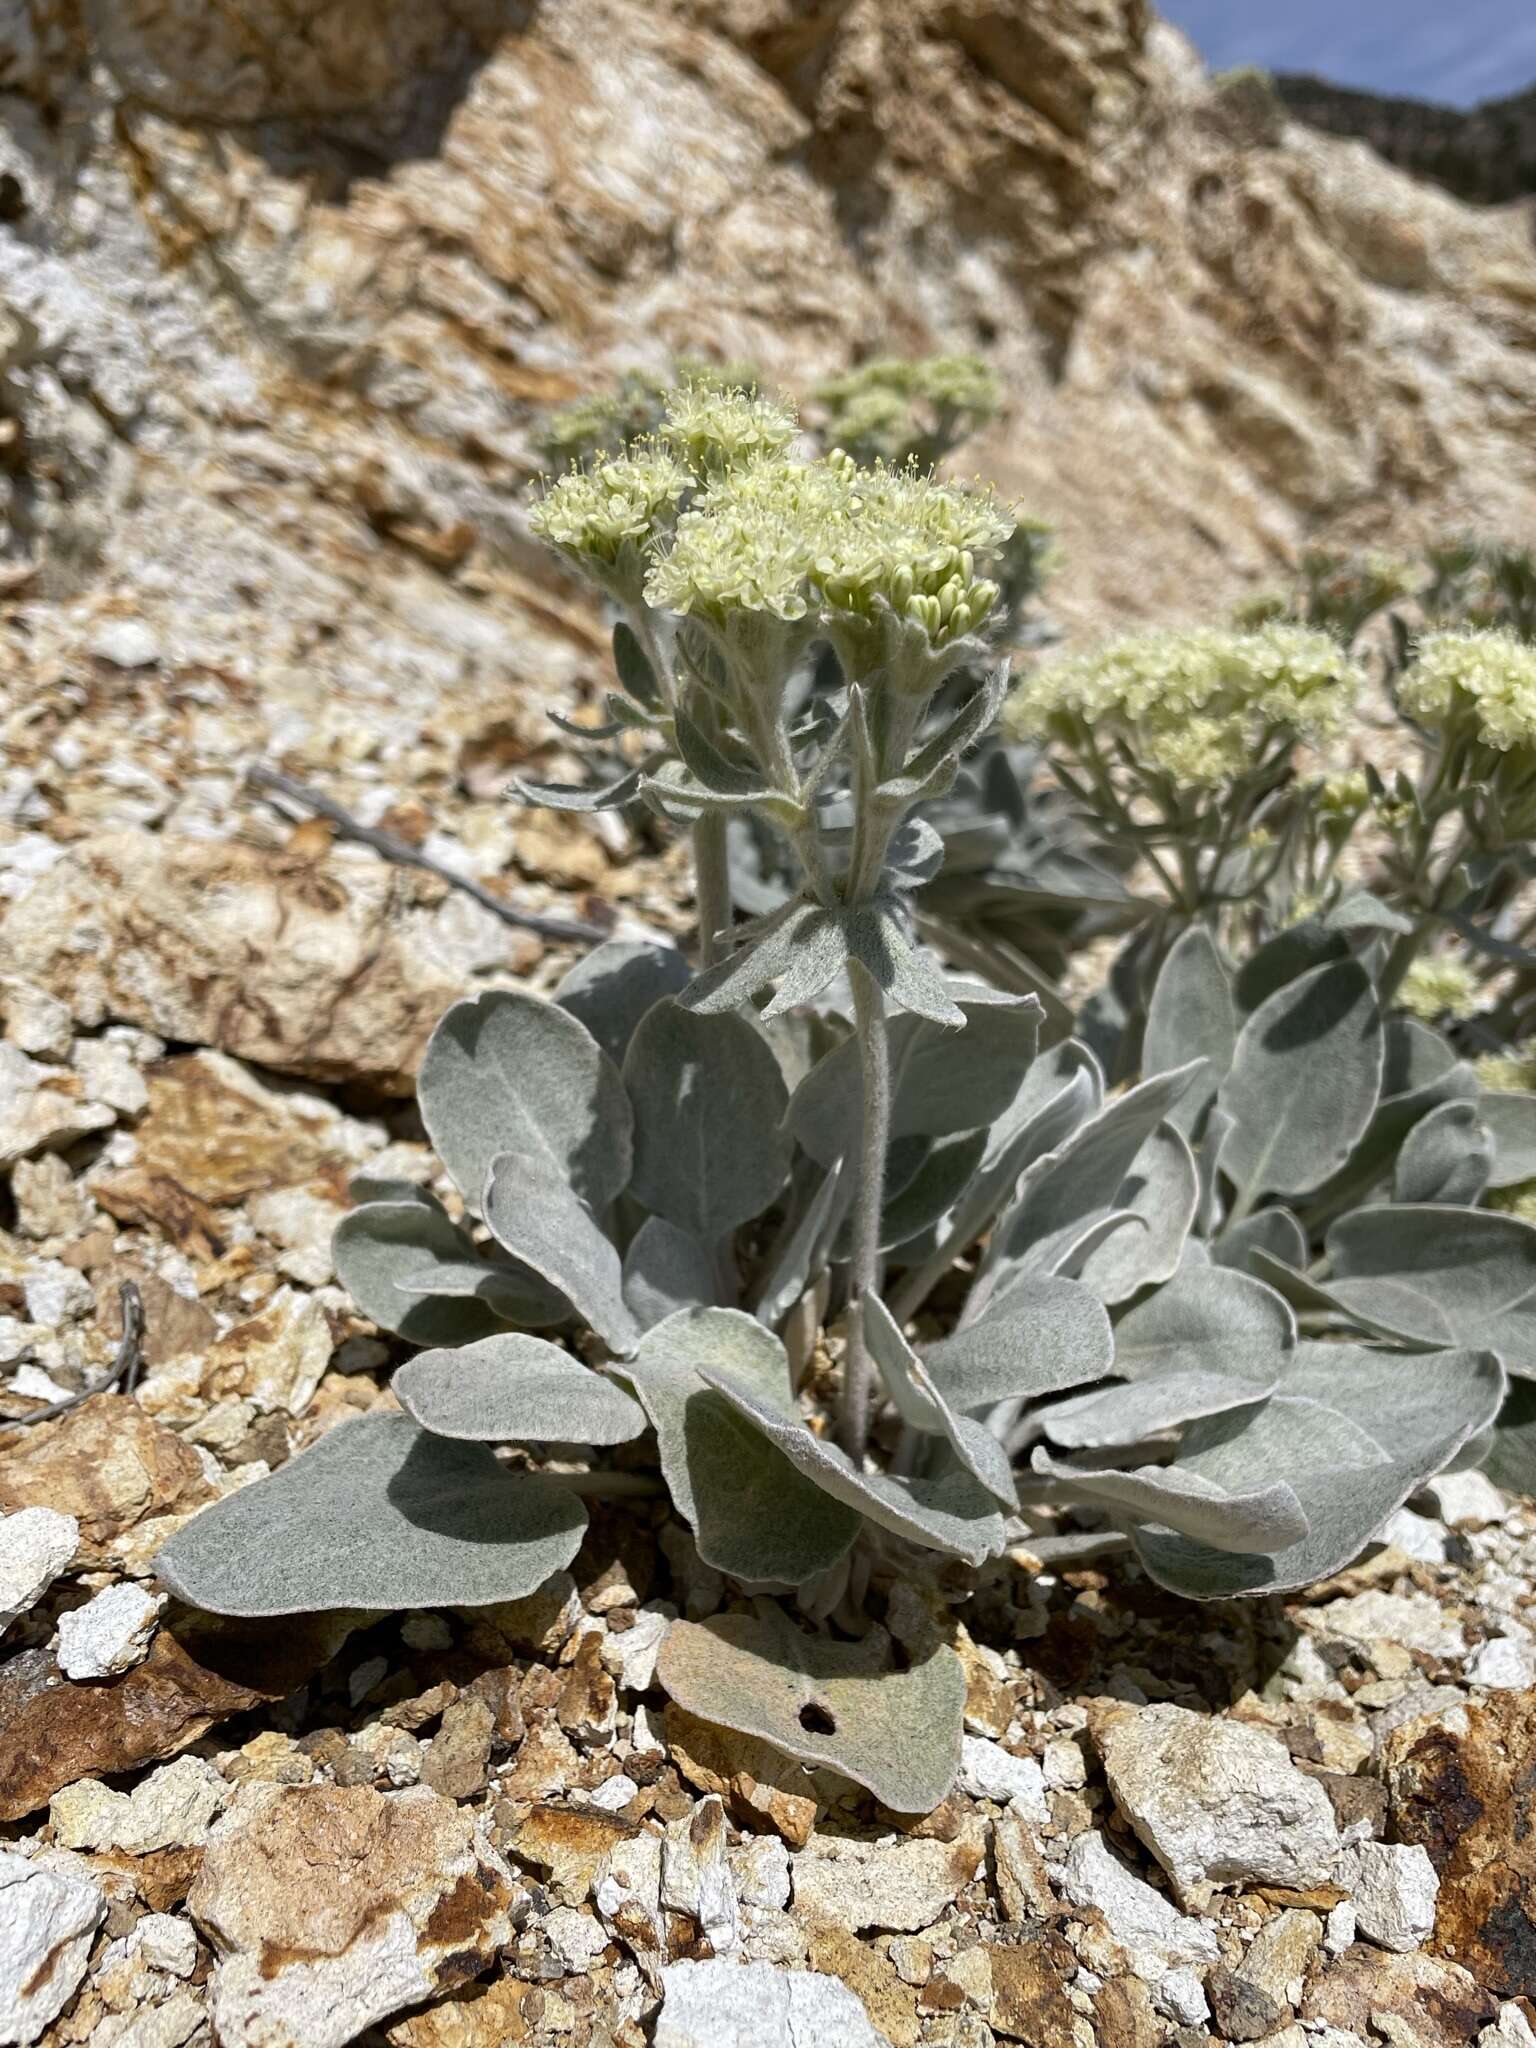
158 389 1529 1809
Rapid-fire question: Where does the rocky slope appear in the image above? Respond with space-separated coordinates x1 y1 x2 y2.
1276 73 1536 208
2 0 1535 680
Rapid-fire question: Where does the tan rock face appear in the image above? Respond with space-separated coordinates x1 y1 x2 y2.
1381 1692 1536 1999
0 0 1531 736
0 835 472 1094
0 1394 212 1566
188 1782 523 2048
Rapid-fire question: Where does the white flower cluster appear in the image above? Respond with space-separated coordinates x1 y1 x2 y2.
1399 630 1536 753
1006 624 1362 788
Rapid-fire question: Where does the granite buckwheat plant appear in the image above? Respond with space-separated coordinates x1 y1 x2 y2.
158 389 1533 1809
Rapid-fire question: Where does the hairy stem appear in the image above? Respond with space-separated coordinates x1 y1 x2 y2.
692 811 732 968
838 958 891 1459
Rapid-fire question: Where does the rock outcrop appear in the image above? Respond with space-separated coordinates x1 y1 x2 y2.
0 0 1534 677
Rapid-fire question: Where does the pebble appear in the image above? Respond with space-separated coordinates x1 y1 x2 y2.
662 1797 738 1955
1153 1965 1212 2027
134 1913 199 1978
542 1904 610 1971
0 1506 78 1637
1380 1507 1452 1566
21 1260 94 1328
188 1782 522 2048
1325 1900 1358 1954
791 1829 984 1934
1 978 73 1059
1309 1590 1467 1663
50 1755 228 1854
1421 1471 1509 1530
1481 2004 1536 2047
0 1847 106 2046
1057 1830 1219 1979
598 1600 675 1692
1346 1841 1439 1954
655 1958 891 2047
588 1773 639 1811
55 1580 164 1679
957 1733 1049 1817
1095 1702 1342 1908
89 618 163 668
1465 1633 1536 1690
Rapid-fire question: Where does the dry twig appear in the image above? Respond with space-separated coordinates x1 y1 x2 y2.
247 763 608 945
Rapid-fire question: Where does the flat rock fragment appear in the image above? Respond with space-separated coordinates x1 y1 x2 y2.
655 1958 892 2047
1094 1701 1342 1907
188 1782 523 2048
0 1848 106 2048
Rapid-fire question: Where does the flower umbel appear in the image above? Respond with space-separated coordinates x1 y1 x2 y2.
659 382 801 478
1399 630 1536 753
1007 624 1361 788
529 445 691 602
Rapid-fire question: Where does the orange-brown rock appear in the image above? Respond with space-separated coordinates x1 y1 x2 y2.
0 1611 357 1819
1300 1946 1497 2048
0 1393 213 1566
988 1930 1081 2048
1380 1691 1536 1999
664 1701 819 1847
0 836 473 1094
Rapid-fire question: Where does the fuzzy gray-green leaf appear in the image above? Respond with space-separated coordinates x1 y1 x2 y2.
1393 1100 1492 1207
623 1217 718 1331
624 1001 791 1238
698 1364 1006 1563
484 1149 640 1357
155 1413 587 1616
1132 1343 1505 1598
863 1296 1017 1505
921 1276 1115 1413
393 1334 646 1444
554 939 691 1065
1030 1446 1308 1554
1326 1205 1536 1376
334 1196 562 1343
626 1308 861 1584
655 1610 965 1812
1042 1264 1293 1448
790 996 1045 1171
978 1063 1204 1306
1218 959 1383 1203
1480 1092 1536 1189
418 989 632 1213
1143 925 1235 1135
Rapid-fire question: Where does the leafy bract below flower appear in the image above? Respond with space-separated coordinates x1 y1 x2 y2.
1399 630 1536 753
529 445 692 603
1399 953 1482 1023
659 382 801 478
1006 623 1362 788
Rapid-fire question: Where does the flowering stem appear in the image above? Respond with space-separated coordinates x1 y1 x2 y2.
692 813 732 969
838 957 890 1460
